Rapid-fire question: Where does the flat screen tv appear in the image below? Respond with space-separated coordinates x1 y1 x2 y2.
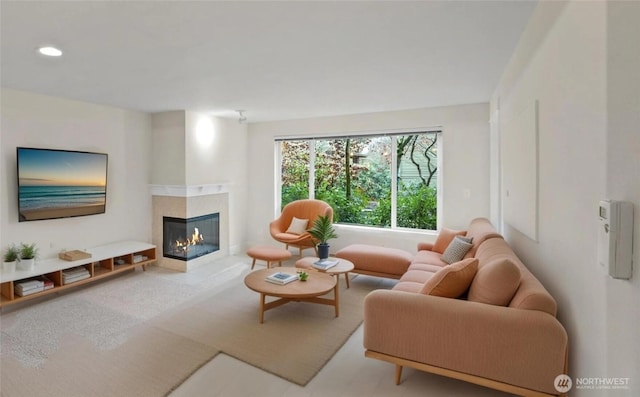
17 147 108 222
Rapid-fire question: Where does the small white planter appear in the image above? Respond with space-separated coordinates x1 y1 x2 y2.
18 258 35 271
2 261 17 272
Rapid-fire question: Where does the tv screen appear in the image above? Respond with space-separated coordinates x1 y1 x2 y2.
17 147 108 222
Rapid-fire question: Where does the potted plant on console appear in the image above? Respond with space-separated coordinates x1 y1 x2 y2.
307 215 338 260
19 242 38 271
3 244 20 272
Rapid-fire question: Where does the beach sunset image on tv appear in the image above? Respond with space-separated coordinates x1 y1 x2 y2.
17 148 108 222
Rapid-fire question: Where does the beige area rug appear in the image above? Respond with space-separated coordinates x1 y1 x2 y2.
1 263 384 396
152 272 382 387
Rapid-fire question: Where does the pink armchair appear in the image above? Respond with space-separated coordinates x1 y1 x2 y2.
270 199 333 256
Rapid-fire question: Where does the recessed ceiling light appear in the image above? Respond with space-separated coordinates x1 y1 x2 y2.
38 46 63 57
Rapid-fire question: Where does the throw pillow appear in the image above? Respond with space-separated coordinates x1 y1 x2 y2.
285 217 309 235
433 228 467 254
440 236 474 264
420 258 479 298
468 258 521 306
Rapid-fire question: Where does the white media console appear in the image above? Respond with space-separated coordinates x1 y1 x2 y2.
0 241 156 308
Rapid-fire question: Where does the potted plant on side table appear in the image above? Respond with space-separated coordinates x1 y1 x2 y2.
18 242 38 271
307 215 338 260
3 244 20 272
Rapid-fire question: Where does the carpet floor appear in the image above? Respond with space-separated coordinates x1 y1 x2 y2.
0 260 383 396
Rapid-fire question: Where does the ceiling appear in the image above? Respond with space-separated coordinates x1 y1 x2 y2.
1 1 537 123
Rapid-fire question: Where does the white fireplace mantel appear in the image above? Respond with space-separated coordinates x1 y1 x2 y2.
149 183 230 197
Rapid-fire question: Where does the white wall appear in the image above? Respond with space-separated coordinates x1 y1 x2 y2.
151 111 186 185
1 89 152 258
151 110 249 255
185 112 249 254
491 1 639 393
605 0 640 387
247 103 490 253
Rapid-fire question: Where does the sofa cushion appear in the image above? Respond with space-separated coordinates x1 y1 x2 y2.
464 218 504 258
408 262 445 273
412 250 448 267
399 269 437 284
420 258 478 298
335 244 413 278
392 281 424 293
285 216 308 235
468 258 521 306
441 236 474 264
433 228 467 254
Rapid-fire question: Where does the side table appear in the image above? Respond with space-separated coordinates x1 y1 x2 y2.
295 256 355 288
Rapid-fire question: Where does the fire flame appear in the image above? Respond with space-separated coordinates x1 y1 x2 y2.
174 227 204 252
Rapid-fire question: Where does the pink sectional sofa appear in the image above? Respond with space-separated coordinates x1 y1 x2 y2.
340 218 568 396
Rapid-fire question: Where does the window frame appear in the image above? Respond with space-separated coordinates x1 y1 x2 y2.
275 128 443 231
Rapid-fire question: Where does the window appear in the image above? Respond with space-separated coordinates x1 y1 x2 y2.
278 130 441 230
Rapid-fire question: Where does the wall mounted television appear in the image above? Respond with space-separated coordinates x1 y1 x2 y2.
17 147 108 222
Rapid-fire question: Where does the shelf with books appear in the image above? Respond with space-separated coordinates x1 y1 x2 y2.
62 266 91 285
0 241 156 307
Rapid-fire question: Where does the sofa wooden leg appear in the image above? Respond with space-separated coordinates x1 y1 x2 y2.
251 258 256 270
395 364 403 385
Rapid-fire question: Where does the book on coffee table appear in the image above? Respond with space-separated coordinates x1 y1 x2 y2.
312 259 338 270
265 272 298 285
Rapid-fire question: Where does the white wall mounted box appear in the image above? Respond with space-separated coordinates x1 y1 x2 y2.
598 200 634 279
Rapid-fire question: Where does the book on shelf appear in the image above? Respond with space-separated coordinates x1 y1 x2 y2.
15 285 44 297
15 279 44 291
15 286 42 295
36 275 54 290
133 255 148 263
14 276 51 295
62 272 91 279
265 272 298 285
63 270 89 278
312 259 339 270
63 268 90 279
63 266 89 276
63 273 90 285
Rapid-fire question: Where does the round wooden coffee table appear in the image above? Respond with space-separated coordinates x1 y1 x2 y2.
244 268 339 323
295 256 355 288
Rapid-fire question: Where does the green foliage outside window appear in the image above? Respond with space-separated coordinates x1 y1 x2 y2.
280 133 439 230
315 186 367 224
396 183 437 229
282 183 308 206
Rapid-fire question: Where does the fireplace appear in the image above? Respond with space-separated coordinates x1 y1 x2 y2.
163 213 220 261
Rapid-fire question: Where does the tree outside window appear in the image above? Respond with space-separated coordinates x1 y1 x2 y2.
280 140 309 205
